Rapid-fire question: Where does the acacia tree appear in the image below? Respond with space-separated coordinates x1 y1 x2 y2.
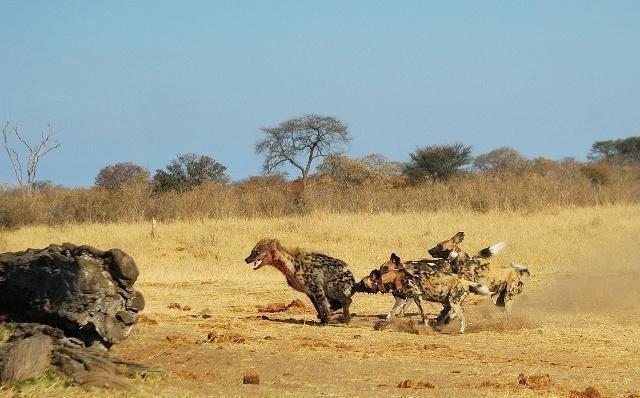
588 136 640 163
403 143 472 182
317 155 380 187
95 162 150 190
152 153 228 192
256 114 350 190
2 121 60 191
473 147 529 173
361 153 404 177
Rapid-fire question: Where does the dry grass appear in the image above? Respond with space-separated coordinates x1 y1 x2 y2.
1 164 639 228
1 204 637 283
1 205 639 397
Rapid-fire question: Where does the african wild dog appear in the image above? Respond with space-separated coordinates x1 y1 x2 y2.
354 253 494 333
381 233 509 321
244 239 356 324
374 254 451 320
427 232 506 272
428 232 529 316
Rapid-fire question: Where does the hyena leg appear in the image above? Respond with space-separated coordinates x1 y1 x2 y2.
341 297 352 324
413 297 427 324
309 290 331 324
386 296 406 320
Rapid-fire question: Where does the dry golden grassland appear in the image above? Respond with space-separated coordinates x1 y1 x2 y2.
1 205 639 397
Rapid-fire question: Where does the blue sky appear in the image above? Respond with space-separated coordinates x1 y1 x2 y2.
1 1 639 186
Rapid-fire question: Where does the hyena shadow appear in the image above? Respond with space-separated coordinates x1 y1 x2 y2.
256 314 381 328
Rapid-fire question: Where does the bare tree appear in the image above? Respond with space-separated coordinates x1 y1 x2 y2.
256 114 350 190
2 121 60 191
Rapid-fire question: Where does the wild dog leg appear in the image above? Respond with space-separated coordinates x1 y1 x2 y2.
386 296 406 320
449 301 467 333
413 297 427 324
504 282 524 317
399 298 412 317
504 298 514 317
449 288 469 333
434 304 451 326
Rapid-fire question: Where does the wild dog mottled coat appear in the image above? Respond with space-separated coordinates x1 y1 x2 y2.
354 253 493 333
428 232 529 314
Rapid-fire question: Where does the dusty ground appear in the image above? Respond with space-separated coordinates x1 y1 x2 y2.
1 206 639 397
106 272 640 398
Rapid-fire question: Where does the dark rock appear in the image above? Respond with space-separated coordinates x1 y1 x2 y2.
0 243 144 348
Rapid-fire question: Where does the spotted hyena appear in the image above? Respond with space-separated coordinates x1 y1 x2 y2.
354 253 495 333
244 239 356 324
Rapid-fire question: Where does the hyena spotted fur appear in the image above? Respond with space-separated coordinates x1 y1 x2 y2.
244 239 356 324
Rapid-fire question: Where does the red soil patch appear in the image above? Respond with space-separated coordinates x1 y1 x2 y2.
205 331 246 344
569 386 604 398
257 299 308 313
518 373 552 390
243 373 260 385
165 335 194 345
398 379 435 389
139 314 158 325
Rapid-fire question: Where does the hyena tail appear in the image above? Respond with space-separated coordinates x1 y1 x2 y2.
510 262 530 277
466 282 494 296
477 241 507 258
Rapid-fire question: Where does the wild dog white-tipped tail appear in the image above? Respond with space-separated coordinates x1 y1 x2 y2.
489 241 507 255
510 262 530 275
469 283 494 296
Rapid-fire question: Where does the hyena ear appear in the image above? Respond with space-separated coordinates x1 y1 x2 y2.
390 253 401 265
268 240 279 250
451 232 465 244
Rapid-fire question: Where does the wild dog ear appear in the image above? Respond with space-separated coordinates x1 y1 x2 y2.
390 253 401 266
451 232 465 244
370 269 382 278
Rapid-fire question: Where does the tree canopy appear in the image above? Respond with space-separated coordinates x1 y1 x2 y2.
256 114 350 189
588 136 640 163
95 162 150 190
152 153 228 192
403 143 472 182
473 147 529 172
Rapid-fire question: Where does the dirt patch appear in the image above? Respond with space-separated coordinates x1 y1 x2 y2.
569 386 604 398
168 302 182 310
258 299 308 313
139 315 158 325
478 380 503 388
243 373 260 385
165 335 194 345
518 373 552 390
374 317 434 335
398 379 435 389
205 331 246 344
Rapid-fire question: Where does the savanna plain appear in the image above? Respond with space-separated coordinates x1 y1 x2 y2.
1 205 639 397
